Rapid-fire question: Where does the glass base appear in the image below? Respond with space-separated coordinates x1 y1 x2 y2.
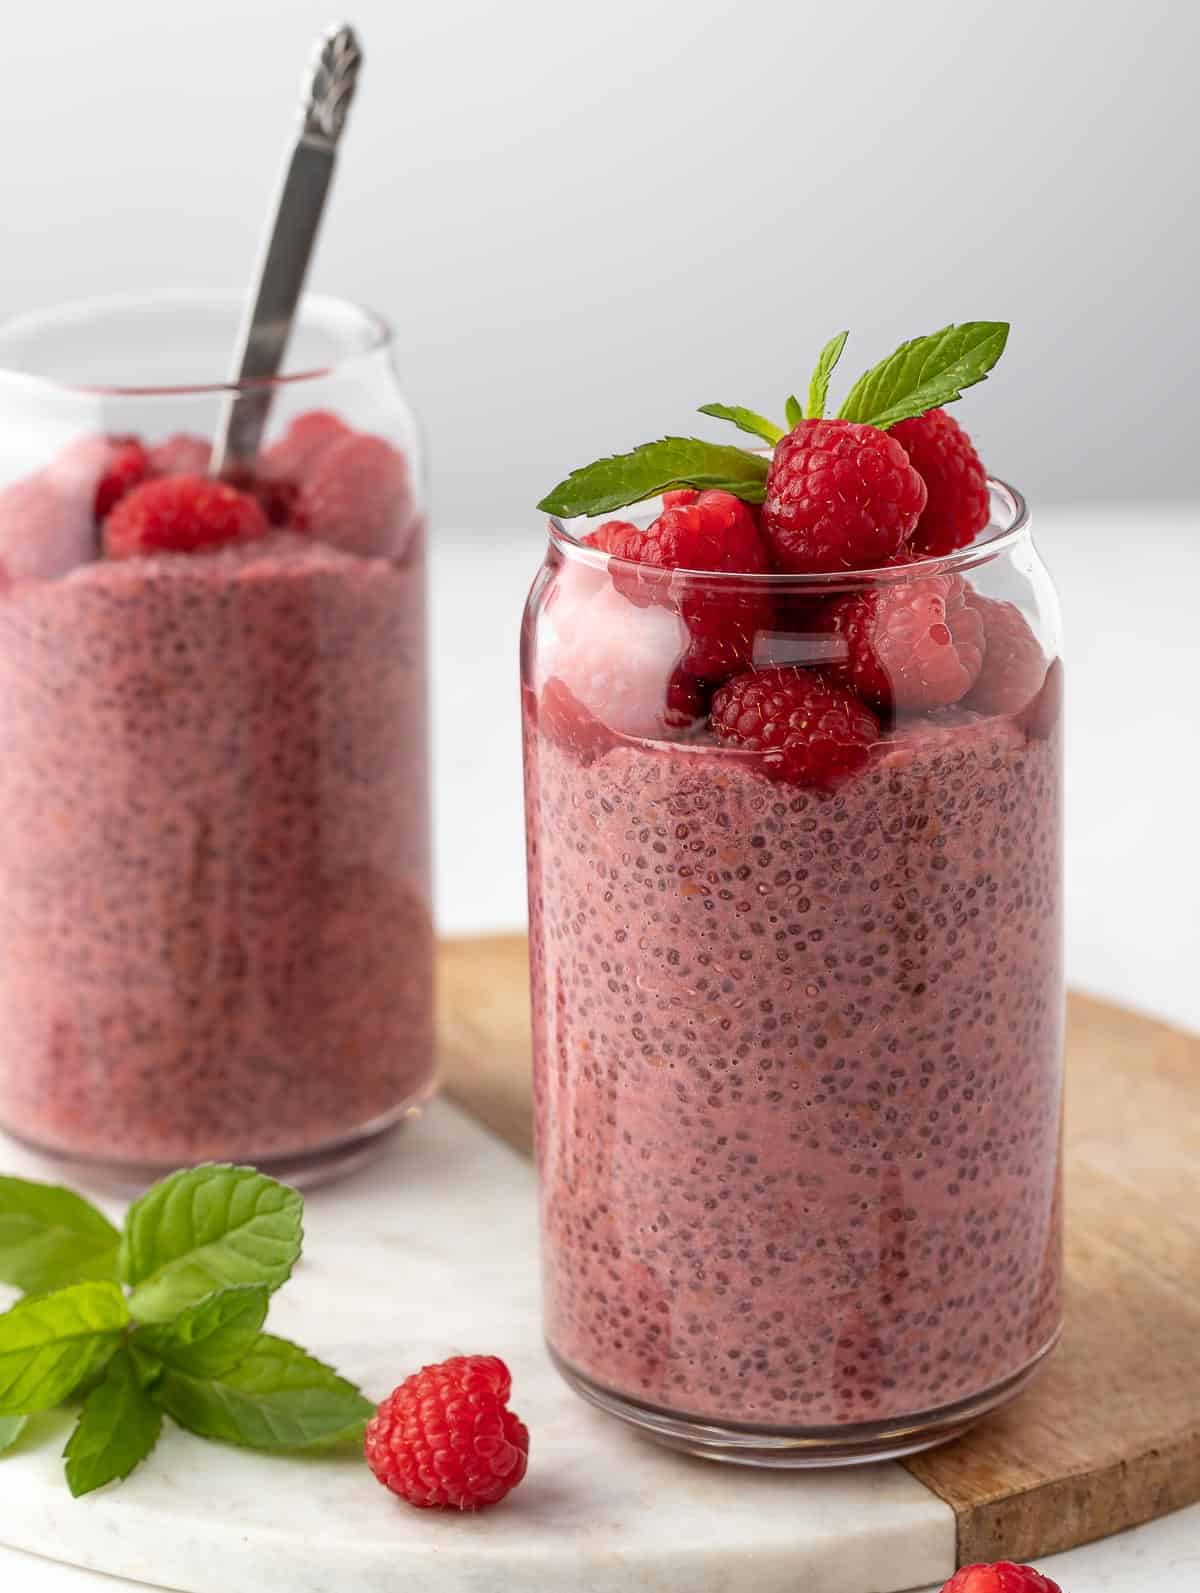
549 1331 1061 1468
0 1084 435 1194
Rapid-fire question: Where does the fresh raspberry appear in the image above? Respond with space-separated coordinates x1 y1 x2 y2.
259 410 350 484
825 568 985 712
664 666 709 728
94 437 151 521
637 489 767 577
249 475 305 529
102 475 269 560
1023 655 1063 742
762 419 927 573
364 1354 529 1511
892 407 990 555
938 1561 1062 1593
582 520 639 554
710 665 879 785
661 487 700 509
148 433 211 477
963 592 1047 716
614 490 772 677
536 677 612 765
298 432 413 557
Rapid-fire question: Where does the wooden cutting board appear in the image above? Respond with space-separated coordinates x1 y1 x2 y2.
436 934 1200 1570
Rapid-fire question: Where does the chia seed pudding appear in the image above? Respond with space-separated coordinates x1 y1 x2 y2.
0 415 432 1182
525 699 1062 1432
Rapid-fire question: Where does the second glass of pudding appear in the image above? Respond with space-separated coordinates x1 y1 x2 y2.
522 483 1063 1464
0 294 433 1188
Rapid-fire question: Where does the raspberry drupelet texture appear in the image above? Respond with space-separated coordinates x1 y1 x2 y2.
364 1355 529 1511
964 592 1048 716
762 418 927 573
94 437 151 522
939 1562 1063 1593
298 431 413 558
892 407 991 556
102 474 269 559
606 490 772 679
825 568 986 712
710 664 879 785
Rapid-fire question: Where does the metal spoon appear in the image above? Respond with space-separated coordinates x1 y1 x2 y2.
209 23 363 478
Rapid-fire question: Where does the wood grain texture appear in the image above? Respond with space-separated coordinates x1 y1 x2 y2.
435 934 1200 1566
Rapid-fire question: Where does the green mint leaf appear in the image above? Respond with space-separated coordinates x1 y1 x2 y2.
697 404 783 446
0 1282 128 1415
0 1176 120 1294
837 321 1010 430
133 1284 269 1380
537 437 769 517
784 394 804 429
806 330 848 421
63 1348 161 1497
0 1414 28 1453
157 1333 374 1450
121 1165 303 1324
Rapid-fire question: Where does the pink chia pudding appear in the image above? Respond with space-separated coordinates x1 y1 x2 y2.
0 413 433 1179
526 698 1062 1433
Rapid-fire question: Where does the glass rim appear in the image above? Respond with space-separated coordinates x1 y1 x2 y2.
0 291 393 398
548 477 1030 589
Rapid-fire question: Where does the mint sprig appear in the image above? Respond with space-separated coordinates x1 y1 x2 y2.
0 1164 373 1497
121 1164 302 1323
64 1348 162 1498
0 1176 120 1293
0 1282 128 1414
806 330 848 421
159 1334 373 1450
537 437 769 517
536 319 1010 516
0 1414 28 1453
133 1283 269 1379
837 321 1009 430
697 404 783 446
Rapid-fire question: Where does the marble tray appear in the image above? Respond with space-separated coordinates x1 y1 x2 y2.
0 1102 955 1593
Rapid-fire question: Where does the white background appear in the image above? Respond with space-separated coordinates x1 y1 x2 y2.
2 0 1198 522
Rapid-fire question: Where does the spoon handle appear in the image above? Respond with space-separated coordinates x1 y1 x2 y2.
209 24 363 477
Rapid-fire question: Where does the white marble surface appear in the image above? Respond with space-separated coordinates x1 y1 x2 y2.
1 501 1196 1592
0 1102 953 1593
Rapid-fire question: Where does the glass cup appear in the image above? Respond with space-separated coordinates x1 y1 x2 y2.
0 294 433 1189
521 481 1064 1465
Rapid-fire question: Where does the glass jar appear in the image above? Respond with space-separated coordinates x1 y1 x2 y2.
0 294 433 1188
521 481 1063 1465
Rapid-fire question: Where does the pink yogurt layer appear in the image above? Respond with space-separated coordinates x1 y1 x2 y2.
525 704 1063 1429
0 532 432 1168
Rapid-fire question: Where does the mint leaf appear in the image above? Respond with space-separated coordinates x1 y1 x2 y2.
157 1334 373 1450
838 321 1010 430
134 1284 268 1380
784 394 804 429
806 330 848 421
0 1414 27 1453
537 437 769 517
0 1282 128 1414
63 1348 161 1497
121 1165 303 1324
697 404 783 446
0 1177 120 1294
